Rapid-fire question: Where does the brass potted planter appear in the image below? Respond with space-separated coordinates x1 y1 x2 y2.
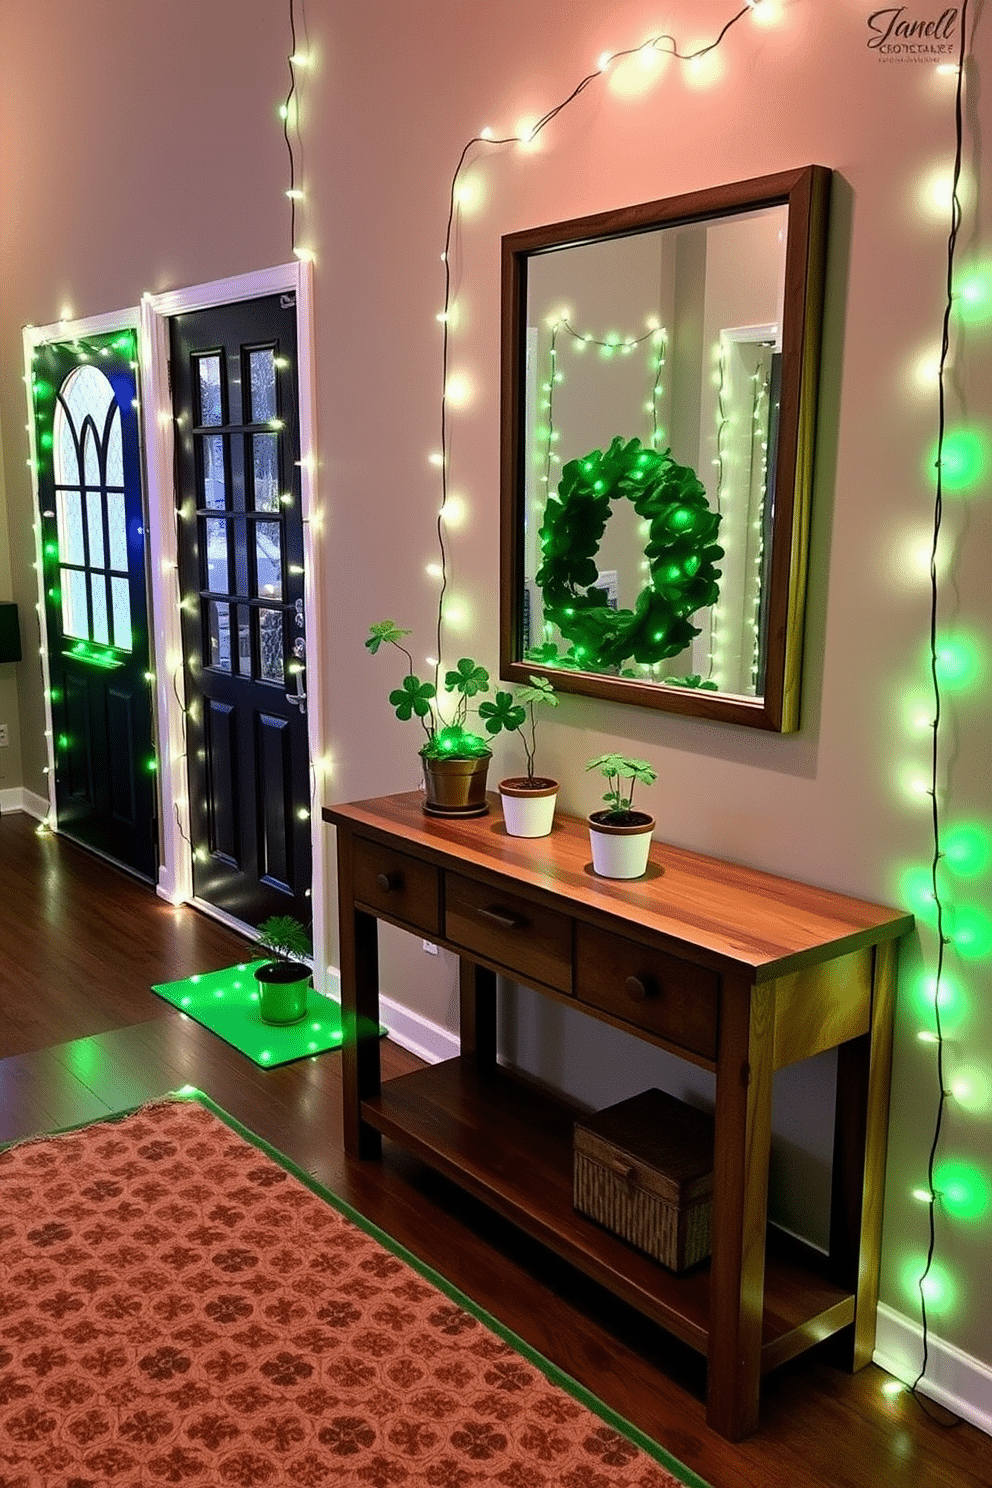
421 748 492 817
366 623 505 819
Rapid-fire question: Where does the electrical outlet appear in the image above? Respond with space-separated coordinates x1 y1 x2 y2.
0 724 8 748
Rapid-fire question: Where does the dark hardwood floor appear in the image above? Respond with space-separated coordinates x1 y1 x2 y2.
1 809 988 1488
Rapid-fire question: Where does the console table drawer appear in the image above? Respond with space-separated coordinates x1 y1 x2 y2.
445 873 572 994
353 837 440 935
575 924 718 1059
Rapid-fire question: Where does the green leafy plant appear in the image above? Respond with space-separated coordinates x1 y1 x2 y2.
256 915 312 964
585 752 657 823
478 675 558 782
366 621 493 760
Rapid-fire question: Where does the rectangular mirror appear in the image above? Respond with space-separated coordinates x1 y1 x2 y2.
500 165 831 731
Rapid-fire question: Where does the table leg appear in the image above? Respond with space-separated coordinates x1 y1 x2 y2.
830 938 897 1368
707 976 774 1440
337 831 382 1159
459 959 497 1070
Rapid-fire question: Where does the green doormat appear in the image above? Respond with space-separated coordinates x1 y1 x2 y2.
151 961 346 1067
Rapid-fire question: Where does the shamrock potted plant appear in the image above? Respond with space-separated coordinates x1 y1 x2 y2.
478 676 560 837
366 621 495 816
254 915 312 1025
585 753 658 879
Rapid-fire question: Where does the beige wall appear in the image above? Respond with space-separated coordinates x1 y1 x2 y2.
1 1 990 1383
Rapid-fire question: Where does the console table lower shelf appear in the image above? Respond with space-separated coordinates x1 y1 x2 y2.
361 1055 856 1371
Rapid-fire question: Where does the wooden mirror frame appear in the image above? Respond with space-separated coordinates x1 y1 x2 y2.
499 164 832 732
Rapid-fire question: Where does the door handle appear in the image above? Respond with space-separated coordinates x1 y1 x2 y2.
286 659 307 713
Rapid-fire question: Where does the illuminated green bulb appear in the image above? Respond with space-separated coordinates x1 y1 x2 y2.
933 1161 991 1220
934 636 981 690
897 865 938 926
951 904 992 960
942 822 991 878
955 264 992 324
927 427 989 493
909 969 966 1028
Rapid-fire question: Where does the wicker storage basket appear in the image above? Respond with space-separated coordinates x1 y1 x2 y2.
573 1087 714 1272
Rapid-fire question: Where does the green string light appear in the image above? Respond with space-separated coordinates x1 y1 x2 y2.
933 1161 992 1219
926 426 990 492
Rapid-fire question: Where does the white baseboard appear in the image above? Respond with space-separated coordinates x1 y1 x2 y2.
377 994 458 1065
874 1302 992 1437
0 787 50 819
322 964 456 1066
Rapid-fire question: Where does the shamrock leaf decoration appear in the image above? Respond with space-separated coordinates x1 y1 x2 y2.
516 675 559 709
366 620 411 654
586 752 657 815
444 658 490 698
389 674 436 720
478 691 528 736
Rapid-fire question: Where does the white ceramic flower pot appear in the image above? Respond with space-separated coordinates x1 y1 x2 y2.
499 777 559 838
588 812 655 879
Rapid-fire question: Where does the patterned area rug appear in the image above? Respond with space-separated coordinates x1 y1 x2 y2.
0 1095 708 1488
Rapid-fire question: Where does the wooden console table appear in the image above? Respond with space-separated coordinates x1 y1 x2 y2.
324 791 913 1440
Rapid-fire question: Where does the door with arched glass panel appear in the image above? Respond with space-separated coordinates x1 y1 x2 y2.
33 332 157 880
170 295 311 929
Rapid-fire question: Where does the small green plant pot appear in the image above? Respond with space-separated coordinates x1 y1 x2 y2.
254 961 311 1024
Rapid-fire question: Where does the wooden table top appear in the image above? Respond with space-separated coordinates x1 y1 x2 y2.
325 792 914 981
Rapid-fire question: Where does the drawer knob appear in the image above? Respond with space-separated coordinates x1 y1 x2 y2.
624 974 657 1002
376 871 401 892
478 905 527 931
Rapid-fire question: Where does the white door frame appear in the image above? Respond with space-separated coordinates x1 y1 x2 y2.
22 306 142 832
139 262 327 992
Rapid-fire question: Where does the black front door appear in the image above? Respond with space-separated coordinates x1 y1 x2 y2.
33 331 157 881
170 295 311 928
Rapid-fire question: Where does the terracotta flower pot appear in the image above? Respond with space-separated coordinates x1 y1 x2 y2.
421 752 492 816
254 961 311 1024
587 811 655 879
499 776 559 838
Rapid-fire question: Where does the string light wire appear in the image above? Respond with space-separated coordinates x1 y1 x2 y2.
433 3 758 686
911 0 970 1425
283 0 301 254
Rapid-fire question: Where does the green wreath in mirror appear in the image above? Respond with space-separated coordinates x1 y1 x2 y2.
534 436 724 671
